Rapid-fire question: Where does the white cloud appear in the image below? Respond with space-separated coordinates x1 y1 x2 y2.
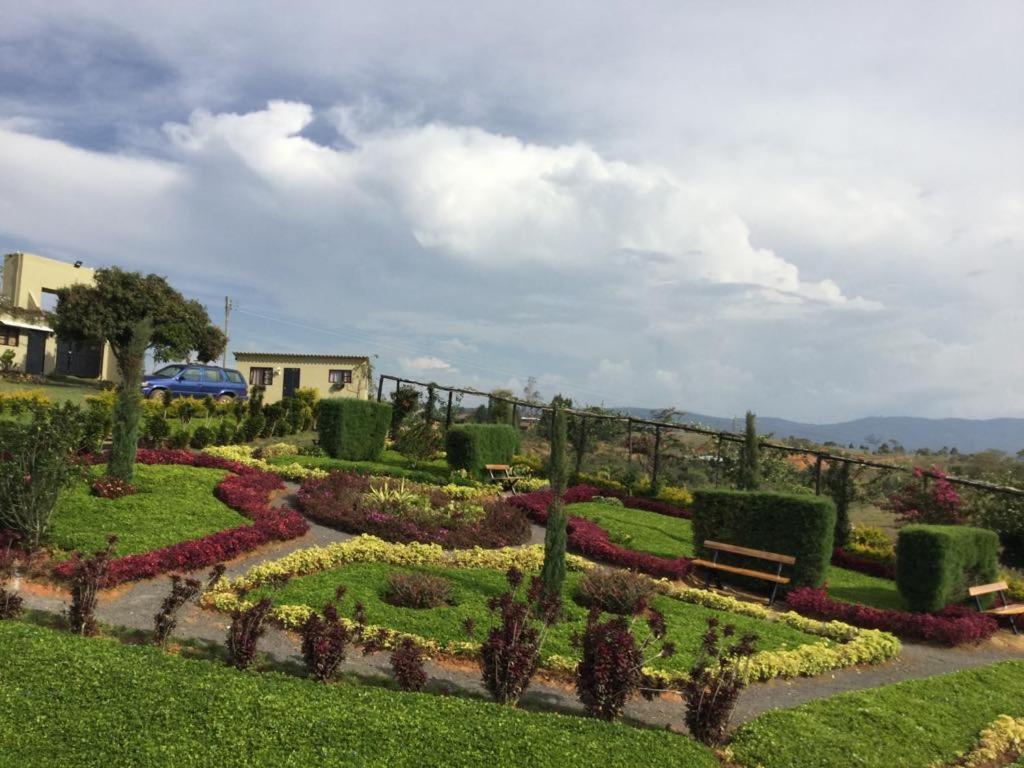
398 356 454 374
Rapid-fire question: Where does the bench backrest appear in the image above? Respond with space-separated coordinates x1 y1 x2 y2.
703 540 796 565
485 464 511 472
969 581 1008 598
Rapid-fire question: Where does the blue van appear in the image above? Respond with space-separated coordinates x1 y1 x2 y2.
141 364 248 402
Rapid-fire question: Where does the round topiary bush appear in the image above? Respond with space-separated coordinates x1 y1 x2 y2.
573 567 654 615
383 571 455 609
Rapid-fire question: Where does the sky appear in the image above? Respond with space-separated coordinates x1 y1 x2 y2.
0 1 1021 422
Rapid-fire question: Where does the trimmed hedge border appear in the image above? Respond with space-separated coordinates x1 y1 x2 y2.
896 524 1000 613
317 398 392 461
508 486 693 579
52 449 308 587
203 534 900 685
445 423 520 477
786 586 999 647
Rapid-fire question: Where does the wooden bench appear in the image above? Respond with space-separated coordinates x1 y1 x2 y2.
692 540 795 606
969 581 1023 635
484 464 519 495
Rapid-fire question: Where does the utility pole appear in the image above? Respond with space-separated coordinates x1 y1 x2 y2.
222 296 233 369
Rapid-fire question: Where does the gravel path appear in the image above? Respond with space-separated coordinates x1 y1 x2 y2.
13 481 1024 732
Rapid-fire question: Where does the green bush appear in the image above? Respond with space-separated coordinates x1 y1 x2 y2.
317 398 392 461
167 430 191 449
896 524 999 612
142 414 171 447
691 489 837 587
445 424 520 477
189 425 215 449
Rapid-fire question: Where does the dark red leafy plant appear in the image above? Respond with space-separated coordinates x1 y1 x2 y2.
152 564 225 647
683 617 758 745
787 586 998 646
573 567 655 615
226 596 274 670
90 476 137 499
300 585 355 682
66 535 118 636
383 570 454 609
573 604 674 721
362 628 429 693
472 567 560 706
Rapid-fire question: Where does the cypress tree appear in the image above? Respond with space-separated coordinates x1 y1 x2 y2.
541 406 568 598
825 461 854 547
108 317 152 482
736 411 761 490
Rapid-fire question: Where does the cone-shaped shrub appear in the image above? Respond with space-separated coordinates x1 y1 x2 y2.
541 407 568 598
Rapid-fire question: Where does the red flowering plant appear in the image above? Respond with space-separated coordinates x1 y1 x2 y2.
885 467 966 525
573 603 675 721
468 567 560 706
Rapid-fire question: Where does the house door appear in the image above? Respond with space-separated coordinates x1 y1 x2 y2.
25 330 47 375
55 338 103 378
282 368 300 400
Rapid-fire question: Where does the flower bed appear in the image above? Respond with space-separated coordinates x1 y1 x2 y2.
297 471 530 549
786 586 998 647
204 534 900 685
509 486 692 579
832 547 897 580
53 449 308 587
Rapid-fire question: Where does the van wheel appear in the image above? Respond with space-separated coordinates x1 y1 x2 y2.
217 394 235 404
147 389 166 400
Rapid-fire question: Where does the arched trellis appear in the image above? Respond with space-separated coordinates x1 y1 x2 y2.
376 374 1024 499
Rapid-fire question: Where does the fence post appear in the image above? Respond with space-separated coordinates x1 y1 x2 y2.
713 434 724 486
376 375 384 402
626 418 633 469
512 402 518 429
814 455 824 495
445 390 454 431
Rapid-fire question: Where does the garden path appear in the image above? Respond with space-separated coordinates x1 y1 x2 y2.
14 482 1023 733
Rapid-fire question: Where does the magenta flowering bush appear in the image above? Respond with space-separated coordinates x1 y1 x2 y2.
55 449 307 587
297 471 530 549
509 486 693 579
787 586 998 646
885 467 966 525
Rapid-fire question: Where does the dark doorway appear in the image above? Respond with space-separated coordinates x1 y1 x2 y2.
55 338 103 378
25 330 47 375
282 368 301 399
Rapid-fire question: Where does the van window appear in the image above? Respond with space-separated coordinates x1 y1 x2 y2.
181 368 202 382
225 370 245 384
203 368 224 383
153 365 183 378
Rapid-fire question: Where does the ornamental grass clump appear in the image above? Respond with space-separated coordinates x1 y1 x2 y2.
300 586 355 682
153 564 225 648
574 567 654 616
226 596 274 670
66 535 118 636
473 567 560 706
383 570 454 609
573 605 675 721
683 617 758 745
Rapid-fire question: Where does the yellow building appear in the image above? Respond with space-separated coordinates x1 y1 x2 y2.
233 352 372 404
0 252 120 381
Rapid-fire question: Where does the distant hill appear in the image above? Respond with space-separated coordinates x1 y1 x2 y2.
617 410 1024 455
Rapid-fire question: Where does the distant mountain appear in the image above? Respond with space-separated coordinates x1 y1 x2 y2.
617 410 1024 455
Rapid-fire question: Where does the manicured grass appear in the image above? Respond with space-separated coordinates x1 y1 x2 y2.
0 376 105 405
731 659 1024 768
49 464 246 556
250 562 822 674
271 450 459 485
567 500 695 559
0 621 716 768
569 501 905 611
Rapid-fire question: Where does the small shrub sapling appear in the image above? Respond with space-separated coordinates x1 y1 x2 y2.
66 535 118 636
683 617 758 745
226 595 274 670
152 564 226 647
300 585 355 682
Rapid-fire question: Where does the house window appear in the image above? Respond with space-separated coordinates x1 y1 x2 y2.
0 324 19 347
249 367 274 386
328 369 352 385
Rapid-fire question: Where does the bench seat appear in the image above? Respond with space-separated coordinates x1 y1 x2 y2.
691 559 791 584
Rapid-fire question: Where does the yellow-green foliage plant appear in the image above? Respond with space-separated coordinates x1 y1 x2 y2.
203 535 900 684
202 445 328 481
937 714 1024 768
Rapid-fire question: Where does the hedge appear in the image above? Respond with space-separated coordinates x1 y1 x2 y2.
0 622 714 768
316 398 392 461
691 489 836 587
896 524 1000 612
445 423 519 477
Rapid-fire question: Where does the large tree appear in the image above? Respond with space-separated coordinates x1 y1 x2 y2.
54 268 226 480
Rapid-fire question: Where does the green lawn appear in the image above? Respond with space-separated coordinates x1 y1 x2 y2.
49 464 246 555
271 449 459 485
0 376 106 406
570 500 905 611
250 562 822 674
567 501 695 559
0 621 716 768
731 659 1024 768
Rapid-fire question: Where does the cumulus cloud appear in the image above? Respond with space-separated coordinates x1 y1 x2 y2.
398 356 454 374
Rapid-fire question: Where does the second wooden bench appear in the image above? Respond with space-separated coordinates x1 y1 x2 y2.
692 540 795 606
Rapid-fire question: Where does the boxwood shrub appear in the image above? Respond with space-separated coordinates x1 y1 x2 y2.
691 489 836 587
445 424 520 477
316 399 392 461
896 524 999 612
